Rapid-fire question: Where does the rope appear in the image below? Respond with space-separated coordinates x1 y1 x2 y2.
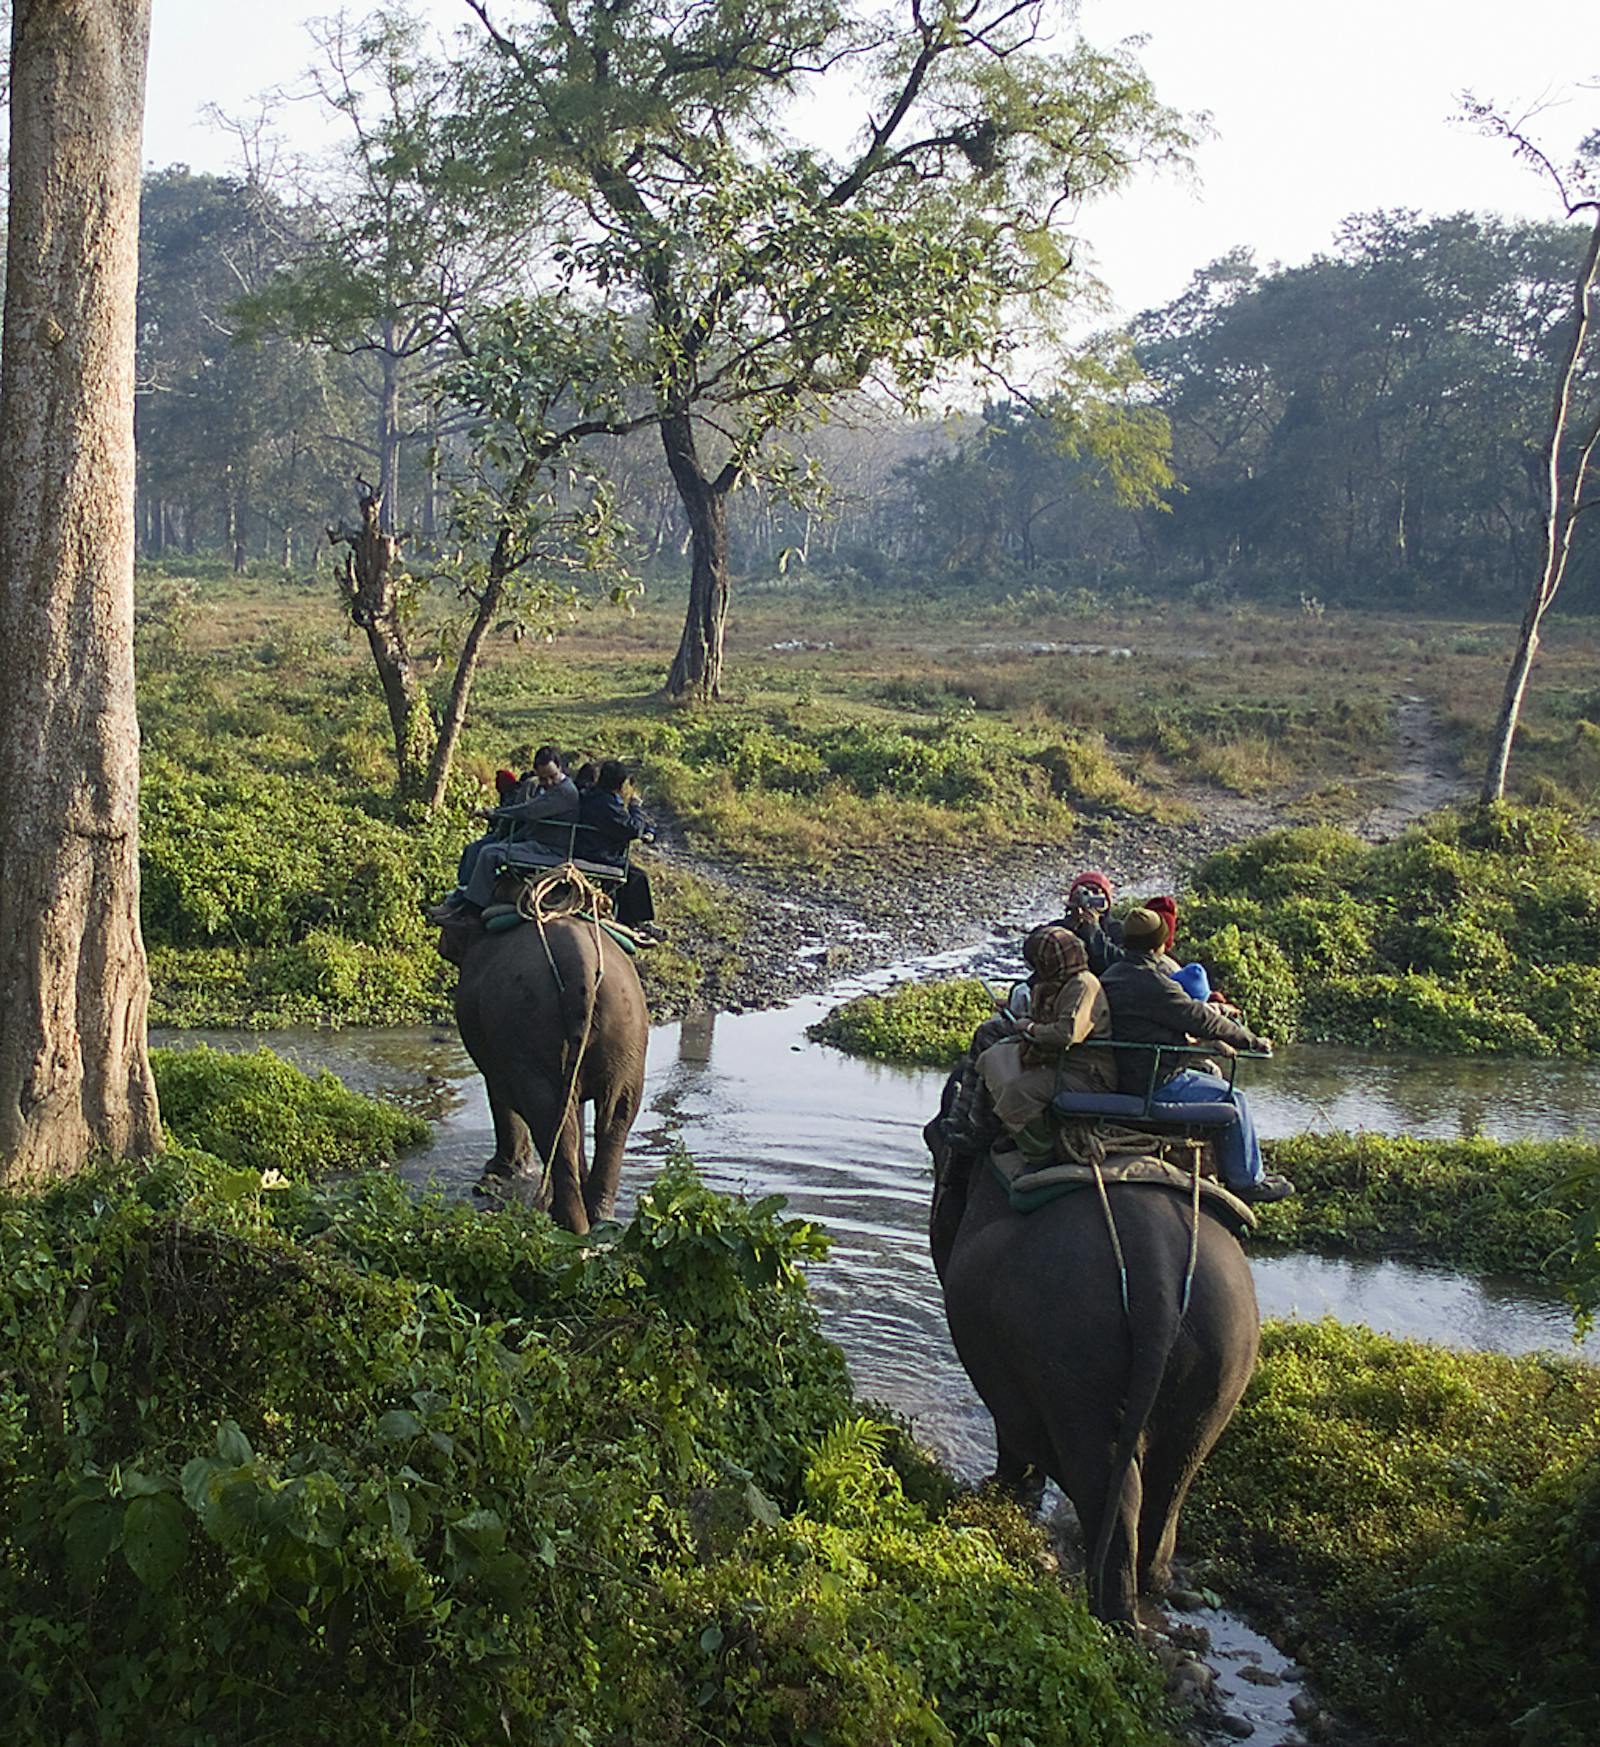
1180 1146 1202 1318
1089 1156 1131 1321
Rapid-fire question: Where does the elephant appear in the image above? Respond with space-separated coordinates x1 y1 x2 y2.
442 915 649 1233
925 1080 1259 1623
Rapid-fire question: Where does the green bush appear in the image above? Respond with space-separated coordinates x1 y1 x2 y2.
1255 1130 1598 1290
808 977 997 1068
152 1044 428 1178
0 1148 1178 1747
1184 804 1600 1053
1188 1321 1600 1747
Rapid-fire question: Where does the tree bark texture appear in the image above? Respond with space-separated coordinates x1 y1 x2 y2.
424 549 509 812
661 413 731 701
1481 208 1600 806
331 484 435 799
0 0 162 1185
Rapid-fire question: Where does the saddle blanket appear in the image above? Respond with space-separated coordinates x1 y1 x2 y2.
990 1150 1257 1232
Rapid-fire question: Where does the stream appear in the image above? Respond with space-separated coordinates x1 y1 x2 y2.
159 934 1600 1744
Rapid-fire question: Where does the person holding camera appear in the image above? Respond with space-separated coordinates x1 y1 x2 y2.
1049 869 1125 975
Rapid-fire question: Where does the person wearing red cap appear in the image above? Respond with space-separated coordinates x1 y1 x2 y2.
1050 869 1124 975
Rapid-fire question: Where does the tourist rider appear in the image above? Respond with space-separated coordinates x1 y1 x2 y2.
1100 906 1294 1203
978 926 1115 1161
579 759 662 935
1051 869 1125 974
448 745 581 917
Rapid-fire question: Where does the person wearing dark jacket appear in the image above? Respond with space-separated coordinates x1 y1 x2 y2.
1045 869 1125 975
1100 907 1293 1203
579 760 660 933
452 746 581 912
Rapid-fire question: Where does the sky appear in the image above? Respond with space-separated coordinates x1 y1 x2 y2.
142 0 1600 320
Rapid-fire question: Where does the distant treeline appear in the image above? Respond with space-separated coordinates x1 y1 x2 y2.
130 173 1594 610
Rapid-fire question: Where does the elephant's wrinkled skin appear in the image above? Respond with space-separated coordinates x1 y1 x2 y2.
926 1086 1259 1623
444 918 648 1232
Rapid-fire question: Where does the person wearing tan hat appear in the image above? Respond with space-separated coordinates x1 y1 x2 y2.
1101 908 1293 1203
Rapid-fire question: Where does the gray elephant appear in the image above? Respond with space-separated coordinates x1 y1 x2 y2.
926 1086 1259 1623
443 917 649 1233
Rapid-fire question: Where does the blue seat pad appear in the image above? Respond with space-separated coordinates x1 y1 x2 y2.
1052 1091 1239 1126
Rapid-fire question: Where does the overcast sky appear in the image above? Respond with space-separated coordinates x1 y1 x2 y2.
143 0 1600 318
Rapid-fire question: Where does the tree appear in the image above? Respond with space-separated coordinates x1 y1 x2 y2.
0 0 161 1184
465 0 1188 699
1473 108 1600 804
135 168 359 568
232 8 560 798
415 296 641 807
1131 216 1588 602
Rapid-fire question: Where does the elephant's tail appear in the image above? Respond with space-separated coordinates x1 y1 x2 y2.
1086 1263 1182 1614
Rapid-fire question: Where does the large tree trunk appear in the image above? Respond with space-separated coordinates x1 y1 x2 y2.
0 0 161 1186
661 412 732 701
378 337 402 536
331 484 435 799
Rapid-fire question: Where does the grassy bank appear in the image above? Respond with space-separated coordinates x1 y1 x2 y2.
1189 1320 1600 1747
1184 805 1600 1054
1253 1131 1599 1294
133 564 1600 1026
0 1052 1179 1747
812 805 1600 1059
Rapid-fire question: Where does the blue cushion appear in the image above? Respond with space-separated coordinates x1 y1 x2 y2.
1052 1092 1239 1128
1051 1093 1149 1118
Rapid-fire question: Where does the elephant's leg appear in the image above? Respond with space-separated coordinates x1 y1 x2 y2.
584 1079 641 1226
544 1098 591 1235
485 1090 537 1184
1051 1438 1142 1625
1135 1442 1205 1597
989 1435 1046 1515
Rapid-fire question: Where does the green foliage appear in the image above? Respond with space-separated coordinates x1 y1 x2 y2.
1254 1130 1600 1291
808 977 996 1068
152 1045 428 1179
1188 1321 1600 1747
0 1142 1177 1746
1185 805 1600 1053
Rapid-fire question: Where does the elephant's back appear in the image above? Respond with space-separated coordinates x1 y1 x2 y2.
945 1178 1258 1365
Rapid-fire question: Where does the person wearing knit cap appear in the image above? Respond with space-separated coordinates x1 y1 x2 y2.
1101 909 1294 1203
1148 894 1178 954
1052 868 1126 976
978 926 1116 1160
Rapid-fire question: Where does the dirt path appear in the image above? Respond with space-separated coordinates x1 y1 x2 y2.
1356 694 1470 842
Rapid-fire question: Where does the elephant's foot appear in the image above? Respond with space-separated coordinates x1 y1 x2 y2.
474 1156 546 1205
986 1461 1046 1517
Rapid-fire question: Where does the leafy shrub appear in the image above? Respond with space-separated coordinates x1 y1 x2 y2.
1188 1320 1600 1747
1255 1130 1598 1291
152 1044 428 1178
808 977 996 1068
0 1149 1177 1747
1185 805 1600 1053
